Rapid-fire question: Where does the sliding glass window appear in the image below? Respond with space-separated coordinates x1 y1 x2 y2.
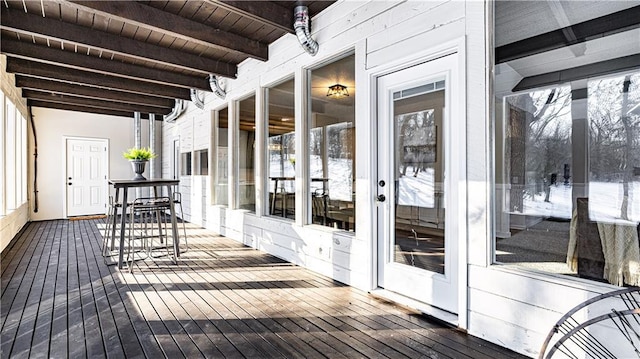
266 79 296 219
308 54 356 231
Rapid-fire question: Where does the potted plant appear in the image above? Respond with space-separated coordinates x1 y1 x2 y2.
123 147 156 180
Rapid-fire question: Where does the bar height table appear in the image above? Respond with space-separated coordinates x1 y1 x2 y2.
108 178 180 269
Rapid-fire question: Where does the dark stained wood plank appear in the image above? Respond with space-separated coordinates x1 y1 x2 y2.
75 220 107 359
67 222 87 359
214 0 294 34
22 90 173 115
49 220 69 358
30 221 63 358
81 220 159 359
67 1 268 61
0 220 38 276
150 255 312 359
2 220 57 358
1 6 238 77
7 58 191 100
207 245 406 359
15 76 175 108
1 220 529 359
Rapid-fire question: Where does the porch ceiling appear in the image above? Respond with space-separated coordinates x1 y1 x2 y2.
0 0 335 119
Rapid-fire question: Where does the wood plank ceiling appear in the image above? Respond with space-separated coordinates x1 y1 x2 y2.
0 0 335 119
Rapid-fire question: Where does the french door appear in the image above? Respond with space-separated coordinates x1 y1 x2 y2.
376 53 463 314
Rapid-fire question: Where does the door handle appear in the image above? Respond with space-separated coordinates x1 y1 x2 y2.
376 194 386 202
68 182 72 186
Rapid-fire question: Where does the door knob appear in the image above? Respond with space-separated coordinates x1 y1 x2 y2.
376 194 386 202
68 182 72 186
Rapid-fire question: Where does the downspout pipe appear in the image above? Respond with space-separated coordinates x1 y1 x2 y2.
134 111 141 148
294 5 318 56
209 75 226 99
164 99 186 123
133 111 142 197
190 89 205 109
149 113 156 179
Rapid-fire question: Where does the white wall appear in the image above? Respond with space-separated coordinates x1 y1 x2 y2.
29 108 149 220
162 0 471 304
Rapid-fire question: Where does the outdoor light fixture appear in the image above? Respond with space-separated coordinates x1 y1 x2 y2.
327 84 349 98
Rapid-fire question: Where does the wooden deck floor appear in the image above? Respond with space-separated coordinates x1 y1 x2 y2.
1 219 528 359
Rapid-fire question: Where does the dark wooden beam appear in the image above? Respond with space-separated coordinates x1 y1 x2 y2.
28 100 151 119
23 90 173 115
6 57 191 100
15 76 175 109
496 6 640 64
212 0 294 34
67 0 268 61
512 54 640 92
1 39 211 91
0 6 237 78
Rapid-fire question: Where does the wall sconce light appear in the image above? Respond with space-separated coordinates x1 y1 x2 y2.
327 84 349 98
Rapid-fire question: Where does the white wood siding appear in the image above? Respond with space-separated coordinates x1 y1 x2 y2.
158 1 627 357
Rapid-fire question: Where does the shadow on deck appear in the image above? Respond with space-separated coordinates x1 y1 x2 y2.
1 219 527 359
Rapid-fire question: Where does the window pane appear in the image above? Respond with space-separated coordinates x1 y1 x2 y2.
21 113 27 204
238 95 256 212
6 100 16 210
267 79 296 219
495 73 640 287
180 152 192 176
194 149 208 175
309 54 356 231
0 95 4 215
214 107 229 206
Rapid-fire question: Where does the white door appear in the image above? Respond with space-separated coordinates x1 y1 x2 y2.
66 138 108 216
376 53 463 314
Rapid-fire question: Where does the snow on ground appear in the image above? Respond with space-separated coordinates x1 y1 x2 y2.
523 182 640 223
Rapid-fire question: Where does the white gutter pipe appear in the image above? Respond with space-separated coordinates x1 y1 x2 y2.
190 89 205 109
294 6 318 56
149 113 156 178
164 99 186 123
209 74 226 99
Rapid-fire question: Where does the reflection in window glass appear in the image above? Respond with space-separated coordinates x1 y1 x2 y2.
6 100 16 210
180 152 192 176
587 74 640 224
267 79 296 219
309 54 356 231
214 107 228 206
495 72 640 287
0 95 4 215
238 95 256 212
194 149 208 175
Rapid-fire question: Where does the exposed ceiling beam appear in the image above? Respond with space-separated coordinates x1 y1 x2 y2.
65 0 268 61
1 39 211 91
0 6 238 78
512 54 640 92
496 6 640 64
23 90 173 115
28 100 154 119
211 0 294 34
15 76 175 109
6 57 191 100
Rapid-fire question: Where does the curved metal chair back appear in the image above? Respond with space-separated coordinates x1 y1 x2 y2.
539 287 640 359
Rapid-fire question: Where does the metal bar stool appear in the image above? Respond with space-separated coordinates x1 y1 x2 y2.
126 197 173 272
172 192 188 252
102 195 123 261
